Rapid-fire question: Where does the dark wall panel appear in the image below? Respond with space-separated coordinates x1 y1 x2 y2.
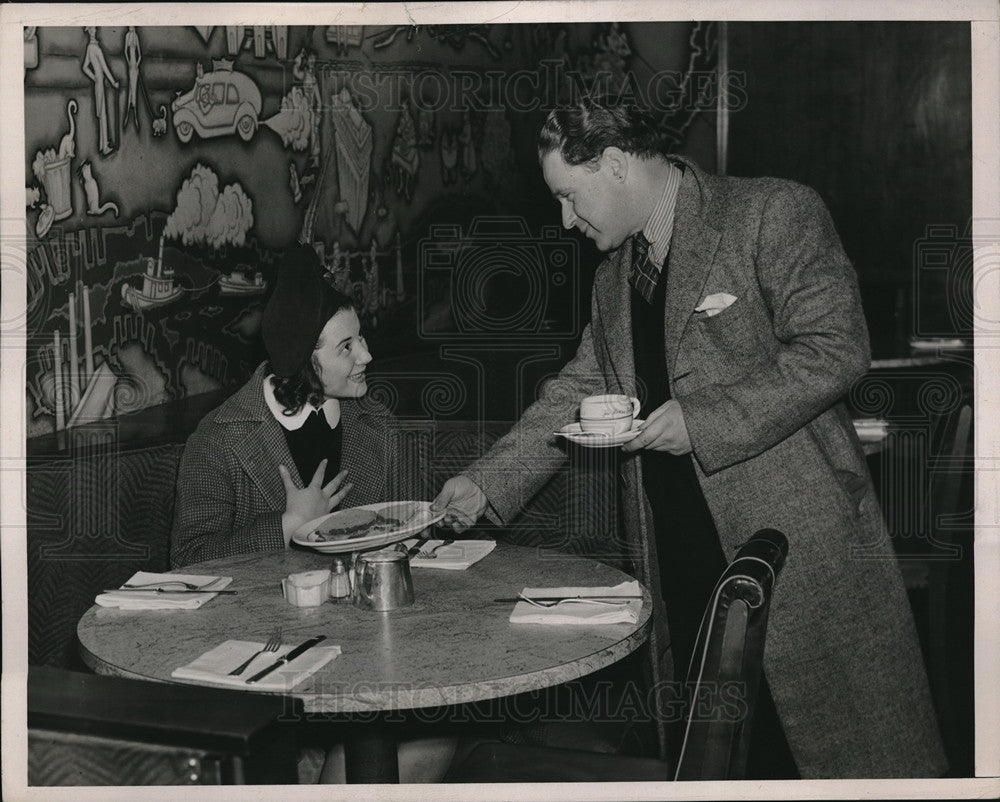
727 22 972 357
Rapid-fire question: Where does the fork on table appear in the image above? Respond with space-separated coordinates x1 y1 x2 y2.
417 539 455 559
516 592 630 609
123 579 212 591
227 627 282 676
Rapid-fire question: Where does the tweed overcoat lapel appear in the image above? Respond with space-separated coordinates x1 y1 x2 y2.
214 364 293 509
592 246 634 396
662 159 722 377
593 157 722 393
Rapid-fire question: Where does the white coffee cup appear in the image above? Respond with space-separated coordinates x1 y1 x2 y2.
579 394 641 435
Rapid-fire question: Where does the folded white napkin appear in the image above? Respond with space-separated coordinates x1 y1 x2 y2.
909 337 967 351
403 539 497 570
95 571 233 610
509 581 642 625
694 292 738 317
853 418 889 442
171 639 342 691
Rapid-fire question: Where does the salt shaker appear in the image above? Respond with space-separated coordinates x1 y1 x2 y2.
329 556 351 600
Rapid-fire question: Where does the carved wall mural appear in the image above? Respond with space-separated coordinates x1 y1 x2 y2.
23 23 713 437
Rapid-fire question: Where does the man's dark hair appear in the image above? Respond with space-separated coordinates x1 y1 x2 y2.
269 288 355 415
538 95 671 167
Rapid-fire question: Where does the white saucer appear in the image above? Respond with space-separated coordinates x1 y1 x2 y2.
554 420 645 448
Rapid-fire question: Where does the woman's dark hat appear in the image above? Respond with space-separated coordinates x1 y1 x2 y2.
261 244 340 377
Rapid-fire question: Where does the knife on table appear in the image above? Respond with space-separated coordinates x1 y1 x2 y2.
245 636 327 684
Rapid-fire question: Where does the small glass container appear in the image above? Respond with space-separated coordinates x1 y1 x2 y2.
329 556 351 600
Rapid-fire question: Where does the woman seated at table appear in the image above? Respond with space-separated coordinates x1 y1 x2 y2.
170 243 412 568
170 244 454 783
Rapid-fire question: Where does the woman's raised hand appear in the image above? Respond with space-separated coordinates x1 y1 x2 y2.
279 461 353 543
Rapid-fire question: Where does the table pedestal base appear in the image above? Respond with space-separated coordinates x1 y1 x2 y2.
344 727 398 783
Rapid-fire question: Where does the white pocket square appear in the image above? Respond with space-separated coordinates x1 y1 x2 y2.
694 292 738 317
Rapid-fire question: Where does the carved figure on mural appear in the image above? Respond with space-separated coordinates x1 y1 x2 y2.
152 105 168 136
120 25 168 139
480 109 514 187
121 236 183 312
31 99 79 231
440 125 459 186
80 161 119 217
171 60 261 143
262 26 289 58
223 25 288 59
123 26 142 132
292 47 322 164
592 21 632 86
25 181 54 246
288 162 316 203
315 236 404 331
458 111 478 181
416 106 436 149
390 105 419 200
372 25 417 50
289 162 303 203
57 100 77 160
326 25 364 54
225 26 244 54
81 26 120 156
218 265 267 296
331 88 372 233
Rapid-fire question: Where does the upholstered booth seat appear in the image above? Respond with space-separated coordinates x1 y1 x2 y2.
26 393 618 671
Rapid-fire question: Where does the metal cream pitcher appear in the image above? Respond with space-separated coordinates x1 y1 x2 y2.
352 549 414 611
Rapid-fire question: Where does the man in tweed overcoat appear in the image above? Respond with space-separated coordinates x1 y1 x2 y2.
434 97 946 778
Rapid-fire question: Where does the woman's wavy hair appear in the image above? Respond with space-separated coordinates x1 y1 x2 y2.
537 95 673 169
269 288 355 416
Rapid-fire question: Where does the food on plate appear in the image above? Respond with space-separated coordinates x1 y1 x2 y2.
306 502 425 542
310 508 378 542
370 501 421 532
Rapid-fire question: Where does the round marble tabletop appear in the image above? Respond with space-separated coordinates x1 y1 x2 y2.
77 543 652 714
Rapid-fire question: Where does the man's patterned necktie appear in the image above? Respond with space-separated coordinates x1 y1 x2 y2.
629 231 660 304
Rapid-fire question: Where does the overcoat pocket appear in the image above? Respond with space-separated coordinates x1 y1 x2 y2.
806 410 870 513
693 297 765 368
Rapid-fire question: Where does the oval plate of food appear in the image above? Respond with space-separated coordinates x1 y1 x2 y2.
291 501 445 554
